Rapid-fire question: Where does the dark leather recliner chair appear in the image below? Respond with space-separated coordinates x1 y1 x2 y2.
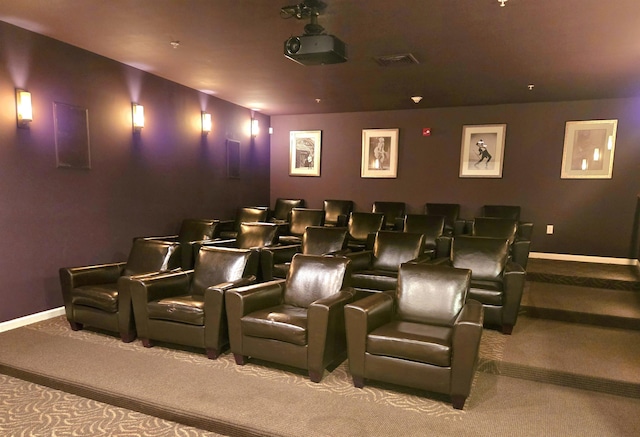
270 198 305 224
218 206 270 239
403 214 451 258
372 201 406 230
226 254 355 382
130 246 259 359
346 231 429 293
425 203 465 236
481 204 533 241
347 212 386 251
142 218 220 269
443 235 526 334
344 263 484 410
59 239 182 342
472 217 531 269
278 208 326 245
323 199 353 227
261 226 349 280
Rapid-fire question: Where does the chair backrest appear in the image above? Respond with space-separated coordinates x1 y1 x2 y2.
403 214 445 248
396 263 471 327
236 222 279 249
288 208 325 236
189 247 257 296
124 239 181 276
472 217 518 245
272 198 305 221
302 226 348 255
482 205 521 220
451 236 509 281
235 207 269 230
425 203 460 234
177 218 219 242
323 199 354 226
348 212 386 242
283 254 351 308
372 201 406 225
372 231 425 271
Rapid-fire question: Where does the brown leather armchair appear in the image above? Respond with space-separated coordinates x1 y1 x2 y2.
218 206 269 239
261 226 349 280
270 198 305 224
481 204 533 241
347 212 386 251
344 263 483 410
403 214 451 258
425 203 466 236
445 235 526 334
130 246 259 359
278 208 325 245
226 254 355 382
323 199 353 227
472 217 531 269
142 218 220 269
372 201 406 230
346 231 428 293
59 239 182 342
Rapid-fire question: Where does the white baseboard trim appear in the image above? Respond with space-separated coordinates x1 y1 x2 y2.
0 307 65 334
530 252 639 266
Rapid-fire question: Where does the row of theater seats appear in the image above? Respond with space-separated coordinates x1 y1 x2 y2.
59 204 528 409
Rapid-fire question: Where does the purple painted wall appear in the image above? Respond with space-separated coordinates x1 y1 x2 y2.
271 100 640 259
0 22 270 322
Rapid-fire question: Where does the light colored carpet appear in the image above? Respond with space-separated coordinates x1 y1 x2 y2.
1 317 639 436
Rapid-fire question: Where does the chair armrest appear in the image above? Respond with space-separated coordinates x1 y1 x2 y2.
264 244 301 264
200 238 237 248
502 261 526 326
410 253 433 264
451 299 484 398
344 293 394 378
336 214 348 227
426 257 451 266
344 250 373 271
517 222 534 241
140 235 179 242
130 270 193 303
511 240 531 269
226 279 285 317
435 235 452 259
60 262 126 291
453 219 467 236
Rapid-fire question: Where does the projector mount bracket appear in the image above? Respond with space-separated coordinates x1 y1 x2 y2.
280 1 327 35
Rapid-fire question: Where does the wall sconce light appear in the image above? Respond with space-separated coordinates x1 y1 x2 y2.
16 89 33 128
132 103 144 131
251 118 259 137
593 148 600 161
202 112 212 135
581 159 588 171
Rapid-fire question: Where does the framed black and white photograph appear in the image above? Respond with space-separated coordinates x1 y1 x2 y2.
459 124 506 178
561 119 618 179
289 130 321 176
361 128 399 178
54 102 91 170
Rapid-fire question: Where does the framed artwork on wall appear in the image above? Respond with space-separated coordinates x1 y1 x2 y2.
459 124 506 178
54 102 91 169
226 139 241 179
560 119 618 179
289 130 322 176
361 128 399 178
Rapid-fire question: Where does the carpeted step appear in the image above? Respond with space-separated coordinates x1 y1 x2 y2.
526 258 640 291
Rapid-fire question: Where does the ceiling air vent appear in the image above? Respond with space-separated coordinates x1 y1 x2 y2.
374 53 419 67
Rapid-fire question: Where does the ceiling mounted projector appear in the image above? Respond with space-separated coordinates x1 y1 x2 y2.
281 1 347 66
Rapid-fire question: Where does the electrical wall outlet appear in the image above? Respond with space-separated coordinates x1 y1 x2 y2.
546 225 554 235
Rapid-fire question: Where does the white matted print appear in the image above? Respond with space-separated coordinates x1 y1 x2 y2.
459 124 506 178
289 130 321 176
561 119 617 179
361 128 399 178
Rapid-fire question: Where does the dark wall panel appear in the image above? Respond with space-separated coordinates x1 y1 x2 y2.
0 22 270 322
271 99 640 259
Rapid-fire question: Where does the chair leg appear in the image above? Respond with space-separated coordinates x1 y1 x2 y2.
233 353 247 365
353 376 365 388
141 338 153 348
451 395 466 410
68 321 83 331
308 370 323 383
206 348 220 360
502 324 514 335
120 331 136 343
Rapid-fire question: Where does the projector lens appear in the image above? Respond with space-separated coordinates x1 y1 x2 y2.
286 37 301 54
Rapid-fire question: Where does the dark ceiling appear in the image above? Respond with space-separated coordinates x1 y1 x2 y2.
2 0 639 116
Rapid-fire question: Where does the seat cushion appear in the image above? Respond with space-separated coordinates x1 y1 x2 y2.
241 304 308 346
147 295 205 325
469 280 503 306
351 270 398 291
71 284 119 312
368 321 452 367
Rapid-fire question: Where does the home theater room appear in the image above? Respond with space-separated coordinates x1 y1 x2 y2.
1 1 639 436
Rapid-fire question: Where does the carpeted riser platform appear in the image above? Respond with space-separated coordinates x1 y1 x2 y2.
526 272 640 291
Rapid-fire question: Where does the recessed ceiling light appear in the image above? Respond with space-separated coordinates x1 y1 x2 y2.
528 84 535 91
411 96 423 104
315 98 321 103
170 40 180 49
